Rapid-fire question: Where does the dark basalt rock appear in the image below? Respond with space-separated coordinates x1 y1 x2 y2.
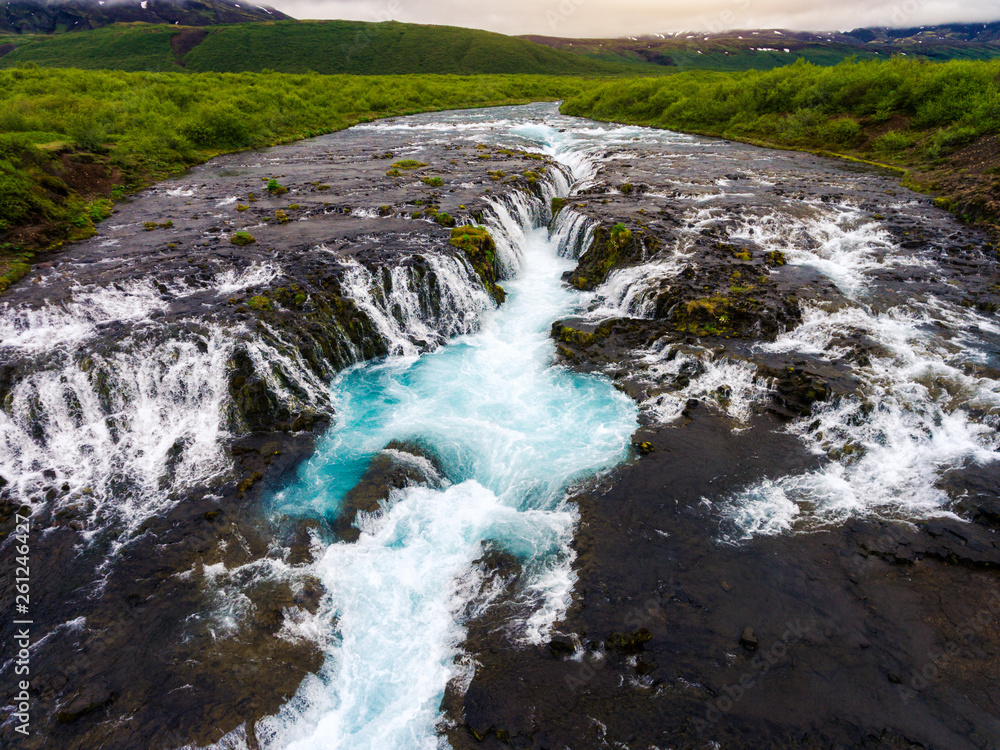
335 440 447 542
568 222 656 291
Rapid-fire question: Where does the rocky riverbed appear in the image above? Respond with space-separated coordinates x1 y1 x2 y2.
0 103 998 750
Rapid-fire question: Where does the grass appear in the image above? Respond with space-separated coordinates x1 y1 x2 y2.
0 20 659 75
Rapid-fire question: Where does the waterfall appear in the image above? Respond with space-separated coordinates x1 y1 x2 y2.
336 254 494 357
202 127 637 750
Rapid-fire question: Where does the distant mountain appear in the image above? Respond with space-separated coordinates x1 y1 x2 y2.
0 0 289 34
846 20 1000 44
522 20 1000 72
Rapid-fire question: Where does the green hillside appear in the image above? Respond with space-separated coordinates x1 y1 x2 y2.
0 20 659 74
0 25 179 70
523 31 1000 73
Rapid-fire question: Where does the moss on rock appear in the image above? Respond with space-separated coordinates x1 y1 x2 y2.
569 222 651 291
450 225 506 304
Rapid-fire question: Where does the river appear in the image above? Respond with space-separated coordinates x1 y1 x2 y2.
0 103 997 749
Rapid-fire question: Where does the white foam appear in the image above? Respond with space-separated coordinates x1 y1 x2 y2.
0 280 169 352
214 262 282 295
724 299 1000 538
337 254 493 357
728 205 893 298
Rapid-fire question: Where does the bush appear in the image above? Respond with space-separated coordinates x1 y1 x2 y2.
873 130 916 156
266 179 288 195
183 106 253 150
817 117 863 147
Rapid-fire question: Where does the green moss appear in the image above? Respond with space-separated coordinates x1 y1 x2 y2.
391 159 427 170
569 221 644 291
765 250 787 267
449 225 505 303
606 628 652 654
247 294 271 311
230 231 256 246
266 178 288 195
550 197 567 216
552 322 612 348
87 198 113 223
0 260 30 293
435 212 456 227
142 220 172 231
669 294 734 336
385 168 402 177
275 209 290 224
421 176 444 186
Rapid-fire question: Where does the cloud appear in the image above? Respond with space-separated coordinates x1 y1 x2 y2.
264 0 1000 37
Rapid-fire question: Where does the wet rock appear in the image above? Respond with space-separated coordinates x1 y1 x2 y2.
606 628 651 654
568 222 656 291
335 440 447 541
739 626 759 651
56 683 115 723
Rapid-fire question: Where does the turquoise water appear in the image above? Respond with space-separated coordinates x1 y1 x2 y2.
259 220 638 748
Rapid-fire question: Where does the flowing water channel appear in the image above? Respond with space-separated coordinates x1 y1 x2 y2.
252 203 637 750
0 104 997 750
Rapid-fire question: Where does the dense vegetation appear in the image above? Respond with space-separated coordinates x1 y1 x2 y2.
0 20 655 74
0 68 588 286
563 57 1000 226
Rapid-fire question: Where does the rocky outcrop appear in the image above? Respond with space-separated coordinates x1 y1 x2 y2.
335 440 447 541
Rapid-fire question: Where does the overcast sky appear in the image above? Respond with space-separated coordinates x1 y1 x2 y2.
264 0 1000 38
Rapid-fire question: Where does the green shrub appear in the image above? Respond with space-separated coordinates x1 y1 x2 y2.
183 106 253 150
266 178 288 195
817 117 863 146
873 130 916 156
